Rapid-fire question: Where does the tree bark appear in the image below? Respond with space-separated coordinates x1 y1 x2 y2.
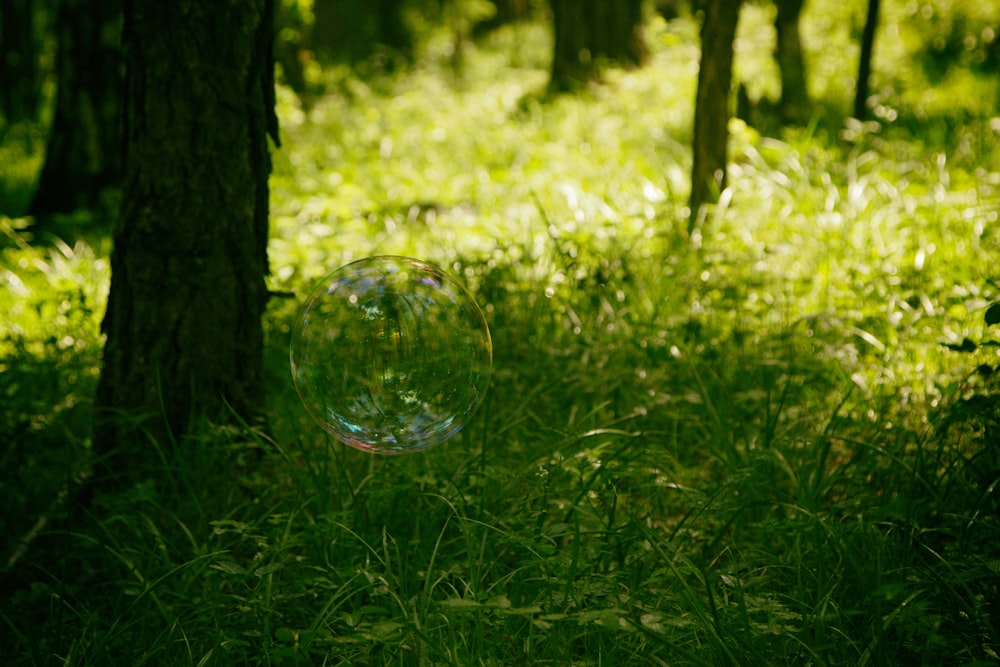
774 0 808 124
549 0 647 91
95 0 279 479
28 0 122 217
689 0 741 232
854 0 879 119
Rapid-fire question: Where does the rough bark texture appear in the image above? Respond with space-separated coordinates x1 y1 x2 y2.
855 0 879 119
0 0 40 123
550 0 647 91
28 0 122 216
95 0 279 478
689 0 740 232
774 0 808 124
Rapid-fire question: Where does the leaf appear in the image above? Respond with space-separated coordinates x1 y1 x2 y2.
369 621 404 639
720 574 742 587
439 597 482 609
503 605 544 616
274 627 298 643
485 594 511 609
640 612 665 633
597 609 625 629
850 327 886 352
986 302 1000 326
358 605 390 616
253 563 283 577
210 561 247 575
195 649 214 667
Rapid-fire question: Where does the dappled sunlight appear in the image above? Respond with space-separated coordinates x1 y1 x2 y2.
4 1 1000 664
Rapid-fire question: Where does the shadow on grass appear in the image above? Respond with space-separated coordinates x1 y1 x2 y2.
0 335 98 568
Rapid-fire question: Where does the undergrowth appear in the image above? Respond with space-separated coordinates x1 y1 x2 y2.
3 3 1000 665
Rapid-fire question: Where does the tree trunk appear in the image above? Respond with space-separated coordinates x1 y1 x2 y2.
311 0 411 63
494 0 530 24
28 0 122 217
774 0 808 124
689 0 741 233
309 0 339 60
855 0 879 119
95 0 279 480
549 0 646 91
0 0 40 123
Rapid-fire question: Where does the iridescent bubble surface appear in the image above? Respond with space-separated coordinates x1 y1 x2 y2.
290 256 492 454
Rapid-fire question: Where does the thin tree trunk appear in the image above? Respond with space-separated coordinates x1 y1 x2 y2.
550 0 646 91
28 0 122 216
689 0 741 233
95 0 279 480
855 0 879 119
774 0 808 124
550 0 589 89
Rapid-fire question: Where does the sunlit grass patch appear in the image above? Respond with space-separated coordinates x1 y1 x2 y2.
0 225 108 351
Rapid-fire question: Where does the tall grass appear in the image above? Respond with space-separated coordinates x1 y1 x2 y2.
3 3 1000 665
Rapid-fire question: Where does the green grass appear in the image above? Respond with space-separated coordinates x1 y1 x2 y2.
3 4 1000 665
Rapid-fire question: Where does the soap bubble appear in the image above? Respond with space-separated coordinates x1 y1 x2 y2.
290 256 492 454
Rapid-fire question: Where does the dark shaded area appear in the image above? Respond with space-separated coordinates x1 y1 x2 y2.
28 0 122 218
0 0 42 124
917 5 1000 82
0 332 97 568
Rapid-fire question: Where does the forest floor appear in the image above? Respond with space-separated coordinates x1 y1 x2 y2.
2 3 1000 665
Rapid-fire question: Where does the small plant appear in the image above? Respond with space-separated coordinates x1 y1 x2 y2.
940 300 1000 442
